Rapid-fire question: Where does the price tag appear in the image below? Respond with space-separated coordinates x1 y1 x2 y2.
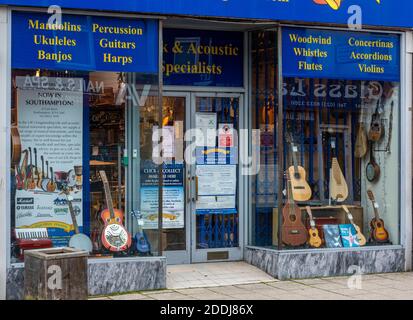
374 202 380 209
282 189 287 196
292 145 298 153
138 220 144 226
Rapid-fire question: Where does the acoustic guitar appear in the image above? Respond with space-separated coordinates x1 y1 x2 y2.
305 206 322 248
342 205 367 246
99 170 131 252
329 138 348 202
286 133 312 202
368 99 384 142
281 174 308 247
367 190 389 243
355 104 368 158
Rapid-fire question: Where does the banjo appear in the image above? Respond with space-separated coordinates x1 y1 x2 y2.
63 187 93 253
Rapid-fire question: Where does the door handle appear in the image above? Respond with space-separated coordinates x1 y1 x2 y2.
195 176 199 202
186 175 191 203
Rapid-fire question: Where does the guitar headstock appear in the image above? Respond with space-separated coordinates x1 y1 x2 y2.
367 190 375 202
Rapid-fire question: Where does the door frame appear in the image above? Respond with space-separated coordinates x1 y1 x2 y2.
190 92 245 263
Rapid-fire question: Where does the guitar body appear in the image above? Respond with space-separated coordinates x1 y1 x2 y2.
370 218 389 242
353 224 367 246
355 124 368 158
288 166 312 202
282 203 308 247
134 231 151 255
100 207 124 226
330 159 348 202
308 228 322 248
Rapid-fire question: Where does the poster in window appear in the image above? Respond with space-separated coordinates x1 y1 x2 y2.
14 76 84 246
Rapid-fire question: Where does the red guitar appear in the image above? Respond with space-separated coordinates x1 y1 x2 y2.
99 171 131 252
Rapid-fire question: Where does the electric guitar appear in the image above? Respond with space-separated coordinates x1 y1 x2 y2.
286 133 312 202
329 138 348 202
305 206 322 248
368 99 384 142
342 205 367 246
99 170 131 252
281 174 308 247
367 190 389 243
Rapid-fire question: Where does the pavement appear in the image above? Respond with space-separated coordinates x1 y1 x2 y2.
90 262 413 300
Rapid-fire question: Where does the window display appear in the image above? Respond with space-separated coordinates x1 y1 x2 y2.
251 29 400 250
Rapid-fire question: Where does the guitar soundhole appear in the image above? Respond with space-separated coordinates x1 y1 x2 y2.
289 215 297 222
294 173 300 179
116 217 121 223
106 218 111 223
377 223 382 228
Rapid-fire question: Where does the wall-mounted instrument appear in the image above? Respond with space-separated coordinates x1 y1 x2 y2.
281 174 308 247
368 99 384 142
99 170 131 252
366 141 380 183
305 206 322 248
367 190 389 243
63 186 93 253
329 138 348 202
342 205 366 246
286 133 312 202
355 103 368 158
11 125 22 166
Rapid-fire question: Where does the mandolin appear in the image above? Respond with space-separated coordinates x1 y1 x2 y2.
342 205 366 246
281 174 308 247
99 170 131 252
368 99 384 142
286 133 312 202
329 138 348 202
355 103 368 158
367 190 389 243
305 206 322 248
366 141 380 183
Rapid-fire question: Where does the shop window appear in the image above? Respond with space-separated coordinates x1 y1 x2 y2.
251 29 400 250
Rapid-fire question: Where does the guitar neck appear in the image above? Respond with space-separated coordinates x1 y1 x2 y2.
103 180 115 220
371 200 381 221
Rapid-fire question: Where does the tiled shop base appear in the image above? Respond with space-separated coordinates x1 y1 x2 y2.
166 262 275 289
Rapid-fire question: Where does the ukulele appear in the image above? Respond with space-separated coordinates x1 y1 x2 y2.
281 174 308 247
368 99 384 142
47 167 57 192
62 186 93 253
355 103 368 158
366 141 380 183
99 170 131 252
286 133 312 202
329 138 348 202
305 206 322 248
131 210 151 255
342 205 367 246
367 190 389 243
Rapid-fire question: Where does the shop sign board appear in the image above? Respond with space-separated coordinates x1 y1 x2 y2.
12 11 158 73
140 162 185 229
163 29 243 87
282 27 400 82
15 76 84 246
3 1 413 29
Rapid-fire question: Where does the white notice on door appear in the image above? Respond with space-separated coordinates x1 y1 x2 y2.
196 165 236 196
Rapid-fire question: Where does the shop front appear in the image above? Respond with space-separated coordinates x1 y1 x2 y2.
1 0 412 299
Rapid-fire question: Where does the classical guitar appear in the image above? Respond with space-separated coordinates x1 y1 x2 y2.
367 190 389 243
355 103 368 158
281 174 308 247
368 99 384 142
62 186 93 253
366 141 380 183
342 205 367 246
329 138 348 202
286 133 312 202
99 170 131 252
305 206 322 248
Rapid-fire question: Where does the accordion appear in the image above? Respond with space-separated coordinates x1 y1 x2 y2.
14 228 53 261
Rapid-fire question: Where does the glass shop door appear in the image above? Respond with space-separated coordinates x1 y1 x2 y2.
189 92 243 263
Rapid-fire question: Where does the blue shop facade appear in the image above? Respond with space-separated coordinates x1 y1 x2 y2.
1 0 412 299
